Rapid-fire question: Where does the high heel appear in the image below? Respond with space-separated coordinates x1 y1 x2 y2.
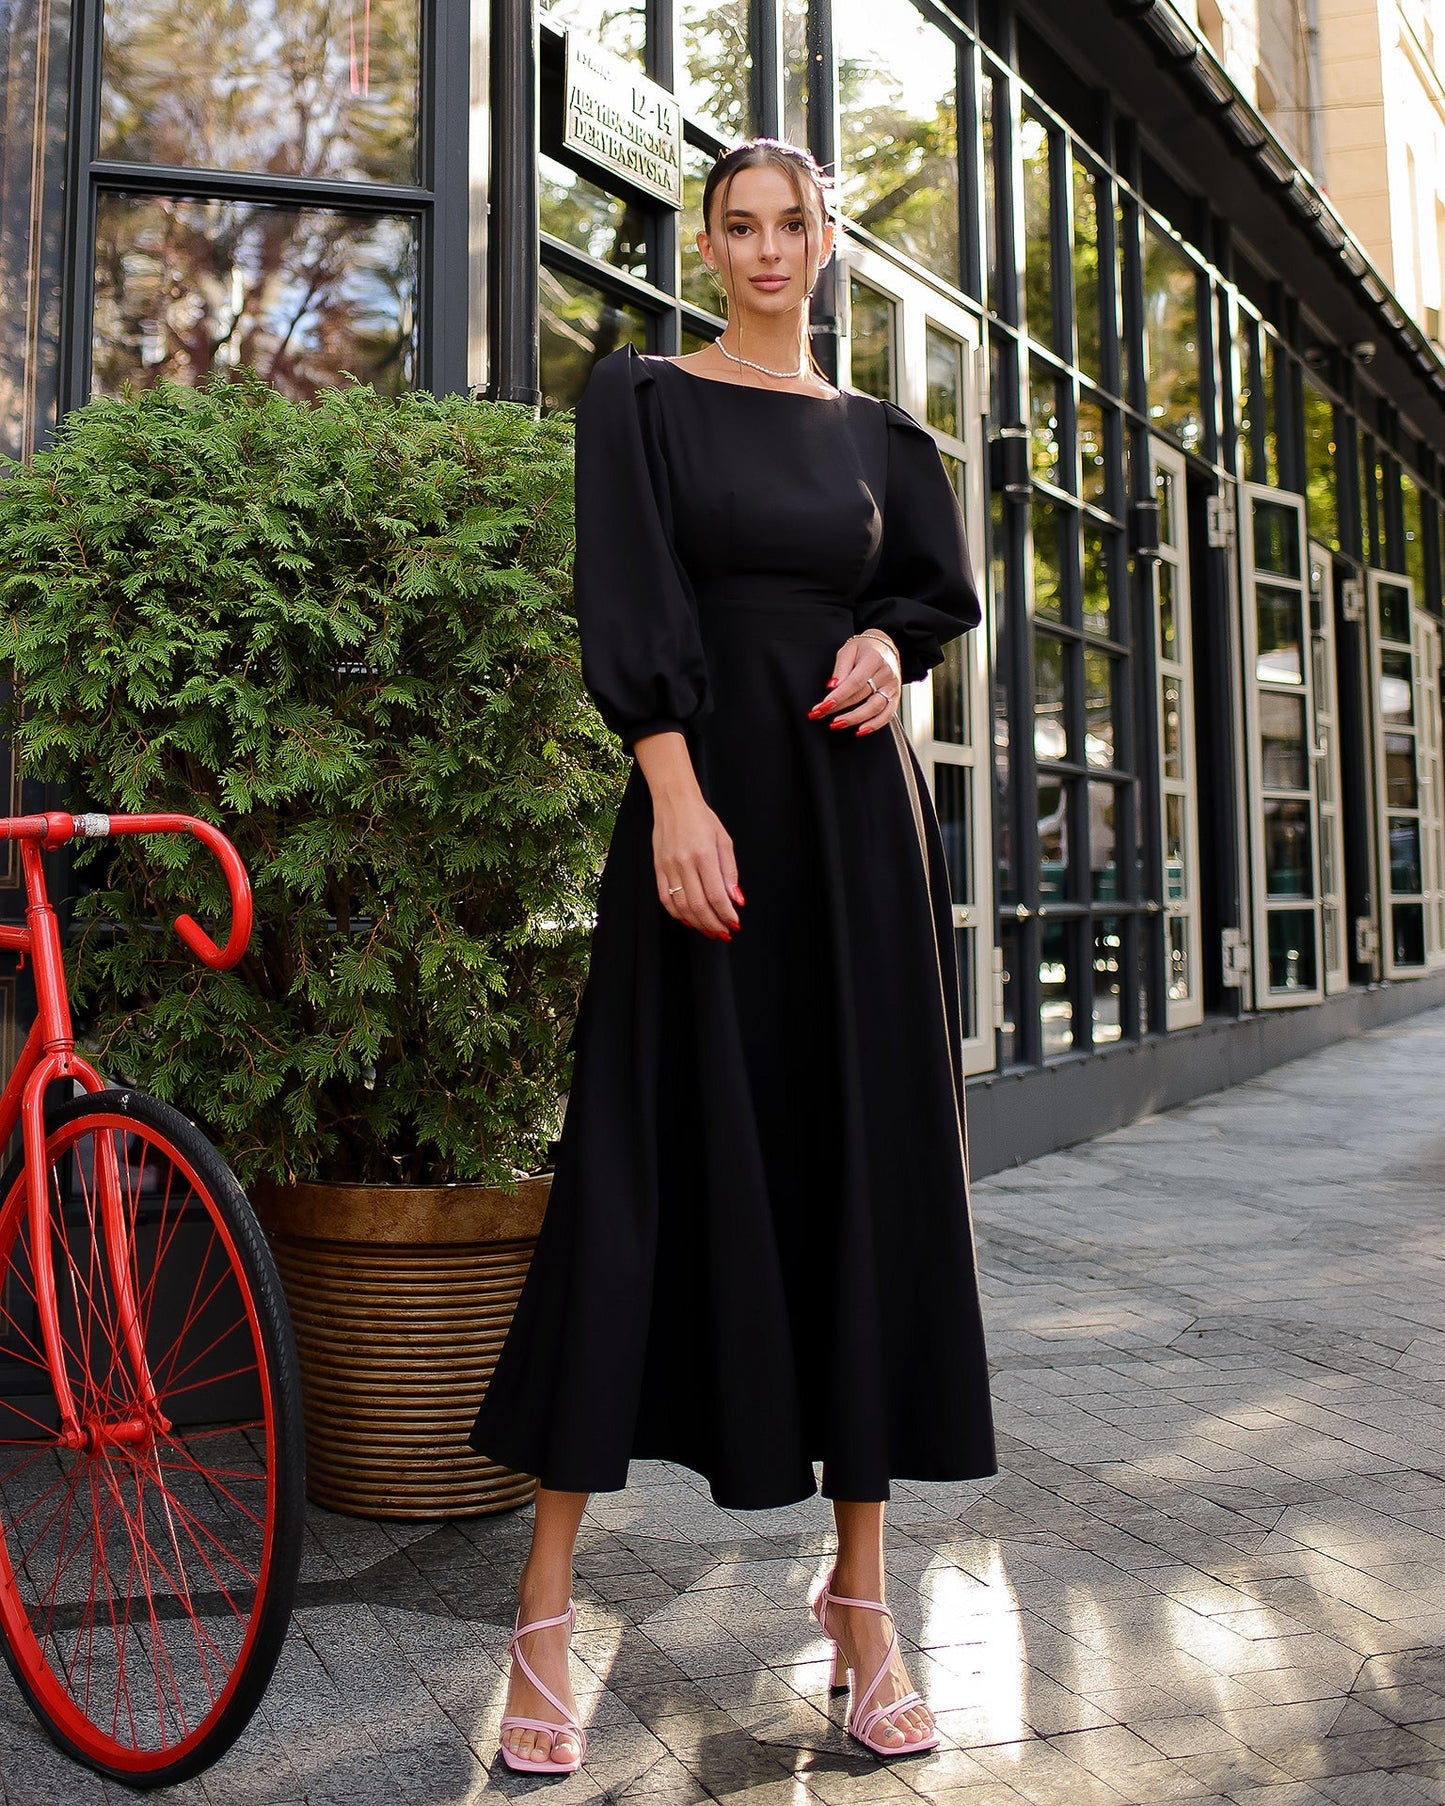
498 1598 588 1774
809 1568 940 1758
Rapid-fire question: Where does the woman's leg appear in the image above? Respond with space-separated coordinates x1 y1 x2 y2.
828 1501 935 1748
501 1487 591 1765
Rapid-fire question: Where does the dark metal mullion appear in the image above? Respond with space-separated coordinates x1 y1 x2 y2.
425 0 471 396
1061 516 1091 1049
86 160 433 212
645 0 679 351
540 233 678 316
805 0 840 385
1130 515 1163 1040
60 0 106 415
490 0 539 403
960 33 984 306
750 0 783 136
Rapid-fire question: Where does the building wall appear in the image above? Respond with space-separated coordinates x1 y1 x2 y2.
1315 0 1445 353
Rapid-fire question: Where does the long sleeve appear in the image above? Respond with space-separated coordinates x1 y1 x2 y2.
853 397 982 684
572 344 710 749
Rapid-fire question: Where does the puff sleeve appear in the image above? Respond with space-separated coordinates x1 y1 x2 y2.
852 397 982 683
572 345 710 749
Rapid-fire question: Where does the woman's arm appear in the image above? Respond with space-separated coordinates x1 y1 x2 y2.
633 731 744 941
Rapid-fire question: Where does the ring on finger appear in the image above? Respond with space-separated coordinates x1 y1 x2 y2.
668 885 684 894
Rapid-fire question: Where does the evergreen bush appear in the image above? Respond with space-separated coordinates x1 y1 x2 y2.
0 372 625 1187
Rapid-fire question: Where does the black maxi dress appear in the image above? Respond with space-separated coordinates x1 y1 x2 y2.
468 342 997 1510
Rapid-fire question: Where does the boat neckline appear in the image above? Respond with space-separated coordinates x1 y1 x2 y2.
644 352 849 403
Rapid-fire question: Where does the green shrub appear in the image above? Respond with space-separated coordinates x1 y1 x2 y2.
0 372 625 1187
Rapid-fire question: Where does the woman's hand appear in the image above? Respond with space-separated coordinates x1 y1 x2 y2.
633 730 744 941
807 632 902 735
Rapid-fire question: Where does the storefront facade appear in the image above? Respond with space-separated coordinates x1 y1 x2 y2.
3 0 1444 1170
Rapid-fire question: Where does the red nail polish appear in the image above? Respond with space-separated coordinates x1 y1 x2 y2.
826 677 839 689
735 890 746 905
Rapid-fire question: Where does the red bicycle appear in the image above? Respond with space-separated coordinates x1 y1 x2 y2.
0 810 302 1788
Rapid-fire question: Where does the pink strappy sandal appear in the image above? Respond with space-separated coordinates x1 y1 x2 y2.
498 1598 588 1774
809 1569 940 1758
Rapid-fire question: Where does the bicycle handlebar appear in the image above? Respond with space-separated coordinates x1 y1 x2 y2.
0 811 253 971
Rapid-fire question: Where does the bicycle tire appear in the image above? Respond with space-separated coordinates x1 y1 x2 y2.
0 1089 305 1787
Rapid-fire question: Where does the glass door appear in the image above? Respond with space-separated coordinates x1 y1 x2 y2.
1238 483 1323 1006
1367 572 1443 976
842 240 995 1073
1417 613 1445 970
1150 441 1202 1028
1309 544 1348 994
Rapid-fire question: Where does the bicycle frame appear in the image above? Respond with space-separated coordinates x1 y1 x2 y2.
0 811 252 1453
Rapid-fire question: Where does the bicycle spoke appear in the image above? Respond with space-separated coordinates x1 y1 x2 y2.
0 1102 298 1777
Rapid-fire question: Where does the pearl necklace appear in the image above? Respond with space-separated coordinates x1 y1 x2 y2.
713 336 809 380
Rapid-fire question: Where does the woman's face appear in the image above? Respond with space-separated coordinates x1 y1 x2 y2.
698 163 833 319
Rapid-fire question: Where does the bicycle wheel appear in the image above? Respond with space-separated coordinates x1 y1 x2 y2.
0 1089 304 1787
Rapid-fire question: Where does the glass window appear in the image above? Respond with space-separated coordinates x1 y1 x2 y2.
926 325 962 437
1032 499 1065 622
1089 786 1118 900
982 76 1000 316
1268 909 1317 991
1072 154 1102 385
1232 310 1255 480
1141 221 1201 452
935 763 973 904
680 0 752 135
92 193 418 399
540 0 645 64
1034 631 1067 762
0 0 69 461
1093 917 1123 1042
837 0 960 285
1082 524 1116 638
1402 472 1426 595
1378 581 1412 646
782 0 810 146
1040 918 1073 1054
1020 105 1054 348
540 270 650 411
1029 359 1062 484
933 641 969 746
99 0 421 184
1078 392 1108 508
1260 332 1280 486
1084 650 1116 769
848 277 896 399
541 156 648 275
1038 777 1067 902
1255 584 1304 686
1303 378 1338 552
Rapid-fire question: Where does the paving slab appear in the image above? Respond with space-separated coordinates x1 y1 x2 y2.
6 1008 1445 1803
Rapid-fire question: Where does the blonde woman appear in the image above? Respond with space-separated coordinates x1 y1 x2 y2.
471 135 995 1775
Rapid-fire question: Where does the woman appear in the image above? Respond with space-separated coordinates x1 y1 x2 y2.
470 135 996 1775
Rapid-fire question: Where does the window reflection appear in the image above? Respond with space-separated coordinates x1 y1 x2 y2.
1037 779 1067 902
1263 800 1312 897
848 278 895 399
1303 378 1338 552
1093 917 1122 1041
1082 524 1114 637
1078 394 1107 506
541 156 648 275
92 193 417 398
782 0 810 146
1034 631 1066 763
100 0 420 184
1072 155 1101 383
1020 107 1053 348
934 763 973 904
679 0 752 134
0 0 70 461
1029 360 1061 484
1260 692 1307 789
1141 221 1200 452
1268 909 1316 990
837 0 959 284
1039 919 1072 1054
1032 499 1064 622
1089 782 1117 900
539 268 649 412
1084 650 1115 768
541 0 644 64
1255 584 1303 685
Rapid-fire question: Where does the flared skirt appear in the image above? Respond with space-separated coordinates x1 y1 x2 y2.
469 594 996 1509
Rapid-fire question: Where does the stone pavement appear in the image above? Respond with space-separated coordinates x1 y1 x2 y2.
7 1005 1445 1805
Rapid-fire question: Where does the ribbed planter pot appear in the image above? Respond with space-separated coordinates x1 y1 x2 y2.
252 1175 549 1520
